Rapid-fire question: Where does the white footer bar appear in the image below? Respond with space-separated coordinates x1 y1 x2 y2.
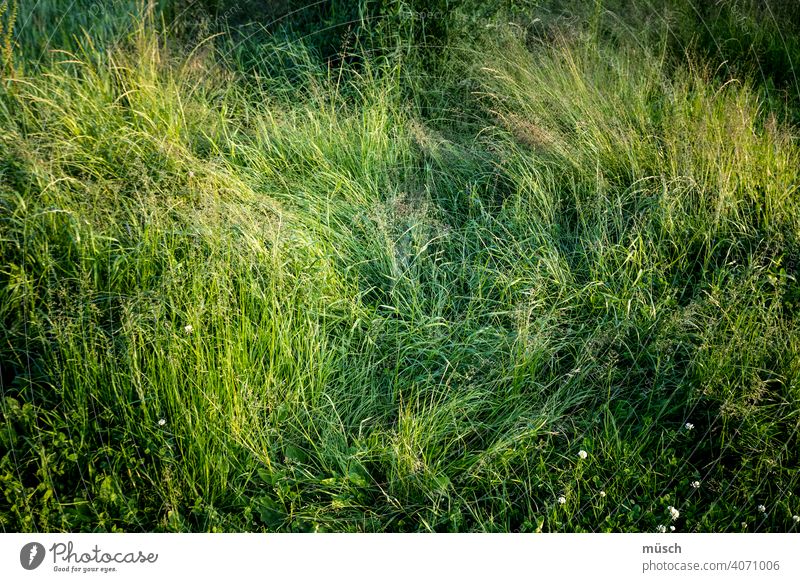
1 533 798 581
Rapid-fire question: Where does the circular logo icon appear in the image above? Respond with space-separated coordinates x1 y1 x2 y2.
20 542 46 570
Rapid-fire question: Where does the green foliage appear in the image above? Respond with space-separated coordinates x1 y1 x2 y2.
1 0 800 532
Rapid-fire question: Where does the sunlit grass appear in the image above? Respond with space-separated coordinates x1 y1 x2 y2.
1 1 799 532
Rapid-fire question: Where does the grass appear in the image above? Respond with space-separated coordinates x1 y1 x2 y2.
1 0 800 532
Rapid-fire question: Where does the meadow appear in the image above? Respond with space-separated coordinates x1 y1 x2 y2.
1 0 800 532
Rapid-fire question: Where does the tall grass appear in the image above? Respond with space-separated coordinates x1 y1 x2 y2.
1 1 799 532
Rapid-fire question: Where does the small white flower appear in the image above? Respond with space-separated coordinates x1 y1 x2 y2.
656 525 666 533
578 450 588 459
758 504 766 513
184 324 193 334
158 418 166 426
599 491 606 498
741 522 747 528
557 496 566 505
684 422 694 431
668 506 680 521
691 480 701 489
669 525 675 532
792 515 800 523
188 171 195 178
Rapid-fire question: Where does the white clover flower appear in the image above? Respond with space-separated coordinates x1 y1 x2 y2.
557 496 567 505
669 525 675 532
578 450 588 459
599 491 606 498
656 525 666 533
184 324 193 334
758 504 766 513
158 418 166 426
691 480 701 489
684 422 694 431
668 506 680 521
793 515 800 523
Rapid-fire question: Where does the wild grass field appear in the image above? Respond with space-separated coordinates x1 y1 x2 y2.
1 0 799 532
